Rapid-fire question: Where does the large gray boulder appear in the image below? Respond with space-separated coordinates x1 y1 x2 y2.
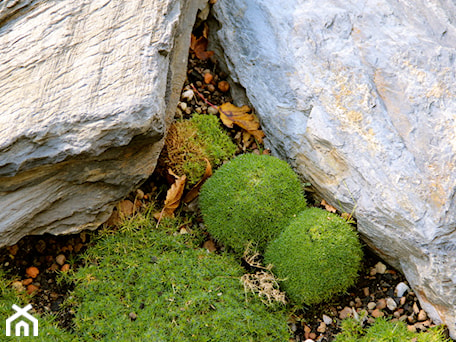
213 0 456 337
0 0 206 246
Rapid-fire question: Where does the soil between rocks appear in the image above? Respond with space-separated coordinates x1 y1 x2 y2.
0 20 451 342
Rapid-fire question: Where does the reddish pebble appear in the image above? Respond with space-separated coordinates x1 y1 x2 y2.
371 309 384 318
218 81 230 92
61 264 70 272
26 266 39 279
26 284 39 295
22 278 33 286
204 72 213 84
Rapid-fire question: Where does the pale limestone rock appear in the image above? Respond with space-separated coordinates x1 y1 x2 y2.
213 0 456 337
0 0 207 245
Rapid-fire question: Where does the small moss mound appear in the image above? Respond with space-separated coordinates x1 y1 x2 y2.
199 153 307 254
161 114 236 185
335 317 450 342
265 207 363 305
68 216 291 341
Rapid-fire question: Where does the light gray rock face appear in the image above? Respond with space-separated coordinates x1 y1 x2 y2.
213 0 456 337
0 0 206 246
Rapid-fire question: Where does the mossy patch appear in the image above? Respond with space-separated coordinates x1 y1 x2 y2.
265 207 363 305
66 214 291 341
335 317 451 342
199 153 307 255
160 114 236 185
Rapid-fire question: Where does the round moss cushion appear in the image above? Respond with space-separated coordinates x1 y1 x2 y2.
199 153 307 254
265 207 363 305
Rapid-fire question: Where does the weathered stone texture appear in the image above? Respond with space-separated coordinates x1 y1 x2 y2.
213 0 456 337
0 0 206 245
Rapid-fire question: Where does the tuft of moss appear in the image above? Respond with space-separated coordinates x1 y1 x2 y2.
265 207 363 305
335 317 451 342
68 215 291 341
161 114 236 185
199 153 307 255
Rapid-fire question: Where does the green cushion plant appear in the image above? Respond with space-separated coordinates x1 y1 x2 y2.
264 207 363 305
335 317 450 342
161 114 236 185
199 153 307 255
67 214 291 341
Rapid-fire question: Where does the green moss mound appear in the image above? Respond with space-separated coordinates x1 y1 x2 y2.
199 153 307 254
265 207 363 305
335 317 450 342
69 216 291 341
162 114 236 185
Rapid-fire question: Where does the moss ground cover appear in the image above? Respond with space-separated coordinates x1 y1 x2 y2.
335 317 450 342
65 213 291 341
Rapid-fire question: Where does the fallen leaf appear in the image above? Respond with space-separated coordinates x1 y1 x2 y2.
190 34 214 60
154 170 186 225
203 239 217 253
118 199 135 217
183 159 212 203
321 199 337 213
218 102 265 143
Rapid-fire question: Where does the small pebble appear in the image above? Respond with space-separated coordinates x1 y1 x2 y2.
417 309 427 321
413 302 420 314
129 312 137 321
203 72 213 84
27 284 39 295
317 322 326 333
22 278 33 286
375 261 387 274
367 302 377 310
55 254 66 266
371 309 384 318
395 282 410 297
309 332 317 340
304 340 315 342
408 315 416 324
181 89 194 101
60 264 70 272
363 287 370 297
195 107 202 113
135 189 144 200
322 314 333 325
376 298 387 310
12 281 25 292
355 297 362 308
339 306 353 319
218 80 230 92
207 106 219 115
407 325 417 333
207 84 216 92
179 102 187 111
26 266 39 279
386 297 397 311
400 296 406 306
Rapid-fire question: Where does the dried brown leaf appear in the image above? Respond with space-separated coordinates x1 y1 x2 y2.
190 34 214 60
218 102 265 143
321 199 337 213
154 170 186 224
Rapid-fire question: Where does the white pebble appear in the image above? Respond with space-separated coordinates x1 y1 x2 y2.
179 102 187 111
395 282 410 297
375 261 387 274
323 314 333 325
181 89 194 101
207 106 219 115
386 297 397 311
367 302 377 310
